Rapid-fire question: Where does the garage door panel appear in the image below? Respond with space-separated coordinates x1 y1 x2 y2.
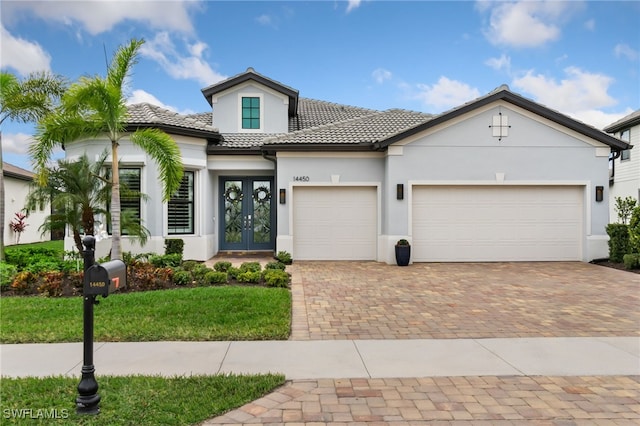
413 186 583 262
293 187 377 260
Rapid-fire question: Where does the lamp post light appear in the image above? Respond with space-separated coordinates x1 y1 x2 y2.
76 235 101 414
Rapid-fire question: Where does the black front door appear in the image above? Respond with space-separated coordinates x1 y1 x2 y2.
219 177 274 250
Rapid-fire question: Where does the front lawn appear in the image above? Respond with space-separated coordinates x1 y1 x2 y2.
0 374 285 425
0 286 291 343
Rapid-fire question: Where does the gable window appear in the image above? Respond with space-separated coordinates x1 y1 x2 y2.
621 149 631 161
168 171 194 234
241 97 260 129
107 168 141 235
620 129 630 142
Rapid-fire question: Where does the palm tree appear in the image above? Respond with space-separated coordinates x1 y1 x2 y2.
30 38 183 260
26 153 150 254
0 71 66 261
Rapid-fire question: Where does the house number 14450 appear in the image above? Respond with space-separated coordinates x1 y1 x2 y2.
293 176 310 182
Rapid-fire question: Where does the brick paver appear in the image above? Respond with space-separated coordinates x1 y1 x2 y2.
289 262 639 340
204 260 639 424
204 376 640 425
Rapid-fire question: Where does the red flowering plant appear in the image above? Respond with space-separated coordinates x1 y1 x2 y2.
9 212 29 244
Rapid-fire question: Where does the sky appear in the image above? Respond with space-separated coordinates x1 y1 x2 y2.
1 0 639 171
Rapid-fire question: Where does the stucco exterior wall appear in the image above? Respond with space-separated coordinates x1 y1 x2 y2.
4 175 50 246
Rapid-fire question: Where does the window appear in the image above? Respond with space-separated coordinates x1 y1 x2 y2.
168 171 194 234
107 168 141 235
620 129 630 142
621 149 631 161
241 97 260 129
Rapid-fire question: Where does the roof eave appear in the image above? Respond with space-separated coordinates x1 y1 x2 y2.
125 123 221 143
261 143 375 153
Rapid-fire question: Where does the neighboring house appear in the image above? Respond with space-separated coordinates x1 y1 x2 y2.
604 110 640 222
65 68 630 263
2 162 50 246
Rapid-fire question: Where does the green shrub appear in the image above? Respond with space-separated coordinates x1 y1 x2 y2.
181 260 201 271
227 266 241 280
623 253 640 270
205 271 228 285
164 238 184 256
5 247 61 270
24 260 61 274
239 262 262 273
629 206 640 253
275 251 292 265
214 261 232 272
237 271 261 283
614 196 637 224
172 269 192 286
149 253 183 268
0 263 18 291
263 269 289 288
191 264 212 282
265 261 286 271
606 223 630 263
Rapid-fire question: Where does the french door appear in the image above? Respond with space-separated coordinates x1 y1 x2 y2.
219 177 275 250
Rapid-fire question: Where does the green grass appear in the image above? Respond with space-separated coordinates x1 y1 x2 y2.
0 286 291 343
0 374 285 425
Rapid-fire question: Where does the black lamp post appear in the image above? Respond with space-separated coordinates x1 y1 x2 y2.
76 235 101 415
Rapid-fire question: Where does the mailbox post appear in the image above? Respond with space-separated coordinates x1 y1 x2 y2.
76 235 126 415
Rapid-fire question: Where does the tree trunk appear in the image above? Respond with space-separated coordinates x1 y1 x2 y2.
110 141 122 260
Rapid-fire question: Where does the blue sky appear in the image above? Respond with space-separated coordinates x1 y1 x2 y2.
2 0 639 171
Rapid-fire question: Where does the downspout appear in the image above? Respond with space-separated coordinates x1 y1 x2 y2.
610 149 621 183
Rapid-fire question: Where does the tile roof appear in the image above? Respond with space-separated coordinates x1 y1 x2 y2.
264 109 432 146
3 162 34 180
126 103 218 133
604 109 640 133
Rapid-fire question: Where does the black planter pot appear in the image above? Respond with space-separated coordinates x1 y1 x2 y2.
395 245 411 266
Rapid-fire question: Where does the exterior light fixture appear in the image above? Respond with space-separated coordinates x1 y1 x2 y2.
397 184 404 200
279 188 286 204
595 186 604 202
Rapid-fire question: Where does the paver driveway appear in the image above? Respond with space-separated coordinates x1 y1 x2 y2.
289 261 640 340
207 261 640 425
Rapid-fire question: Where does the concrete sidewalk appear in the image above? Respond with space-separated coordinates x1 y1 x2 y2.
2 337 638 379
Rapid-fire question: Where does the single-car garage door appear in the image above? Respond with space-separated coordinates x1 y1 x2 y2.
293 186 377 260
412 185 583 262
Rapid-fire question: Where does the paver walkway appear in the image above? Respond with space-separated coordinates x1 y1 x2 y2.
205 261 640 425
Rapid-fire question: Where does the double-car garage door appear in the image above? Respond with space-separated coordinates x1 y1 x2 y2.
292 185 583 262
412 185 584 262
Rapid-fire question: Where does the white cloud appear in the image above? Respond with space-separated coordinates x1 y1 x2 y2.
372 68 392 84
346 0 362 13
140 32 226 87
512 67 625 129
127 89 195 115
584 19 595 31
485 54 511 72
0 25 51 76
1 132 34 155
614 43 639 62
2 0 199 35
256 14 275 27
480 1 580 48
415 77 481 111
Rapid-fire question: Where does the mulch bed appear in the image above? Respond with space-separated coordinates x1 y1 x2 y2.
590 259 640 274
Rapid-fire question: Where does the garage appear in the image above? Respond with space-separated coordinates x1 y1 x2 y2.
412 185 584 262
293 186 377 260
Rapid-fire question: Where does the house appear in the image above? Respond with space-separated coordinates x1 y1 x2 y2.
64 68 631 263
604 110 640 222
2 162 51 246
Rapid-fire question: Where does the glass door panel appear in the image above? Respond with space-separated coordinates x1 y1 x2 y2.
220 177 274 250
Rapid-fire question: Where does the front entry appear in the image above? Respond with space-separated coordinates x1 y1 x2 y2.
219 177 275 250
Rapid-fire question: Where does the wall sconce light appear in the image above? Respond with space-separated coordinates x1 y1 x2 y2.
279 188 286 204
595 186 603 202
396 184 404 200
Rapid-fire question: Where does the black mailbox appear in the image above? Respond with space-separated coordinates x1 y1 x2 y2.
84 260 127 296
